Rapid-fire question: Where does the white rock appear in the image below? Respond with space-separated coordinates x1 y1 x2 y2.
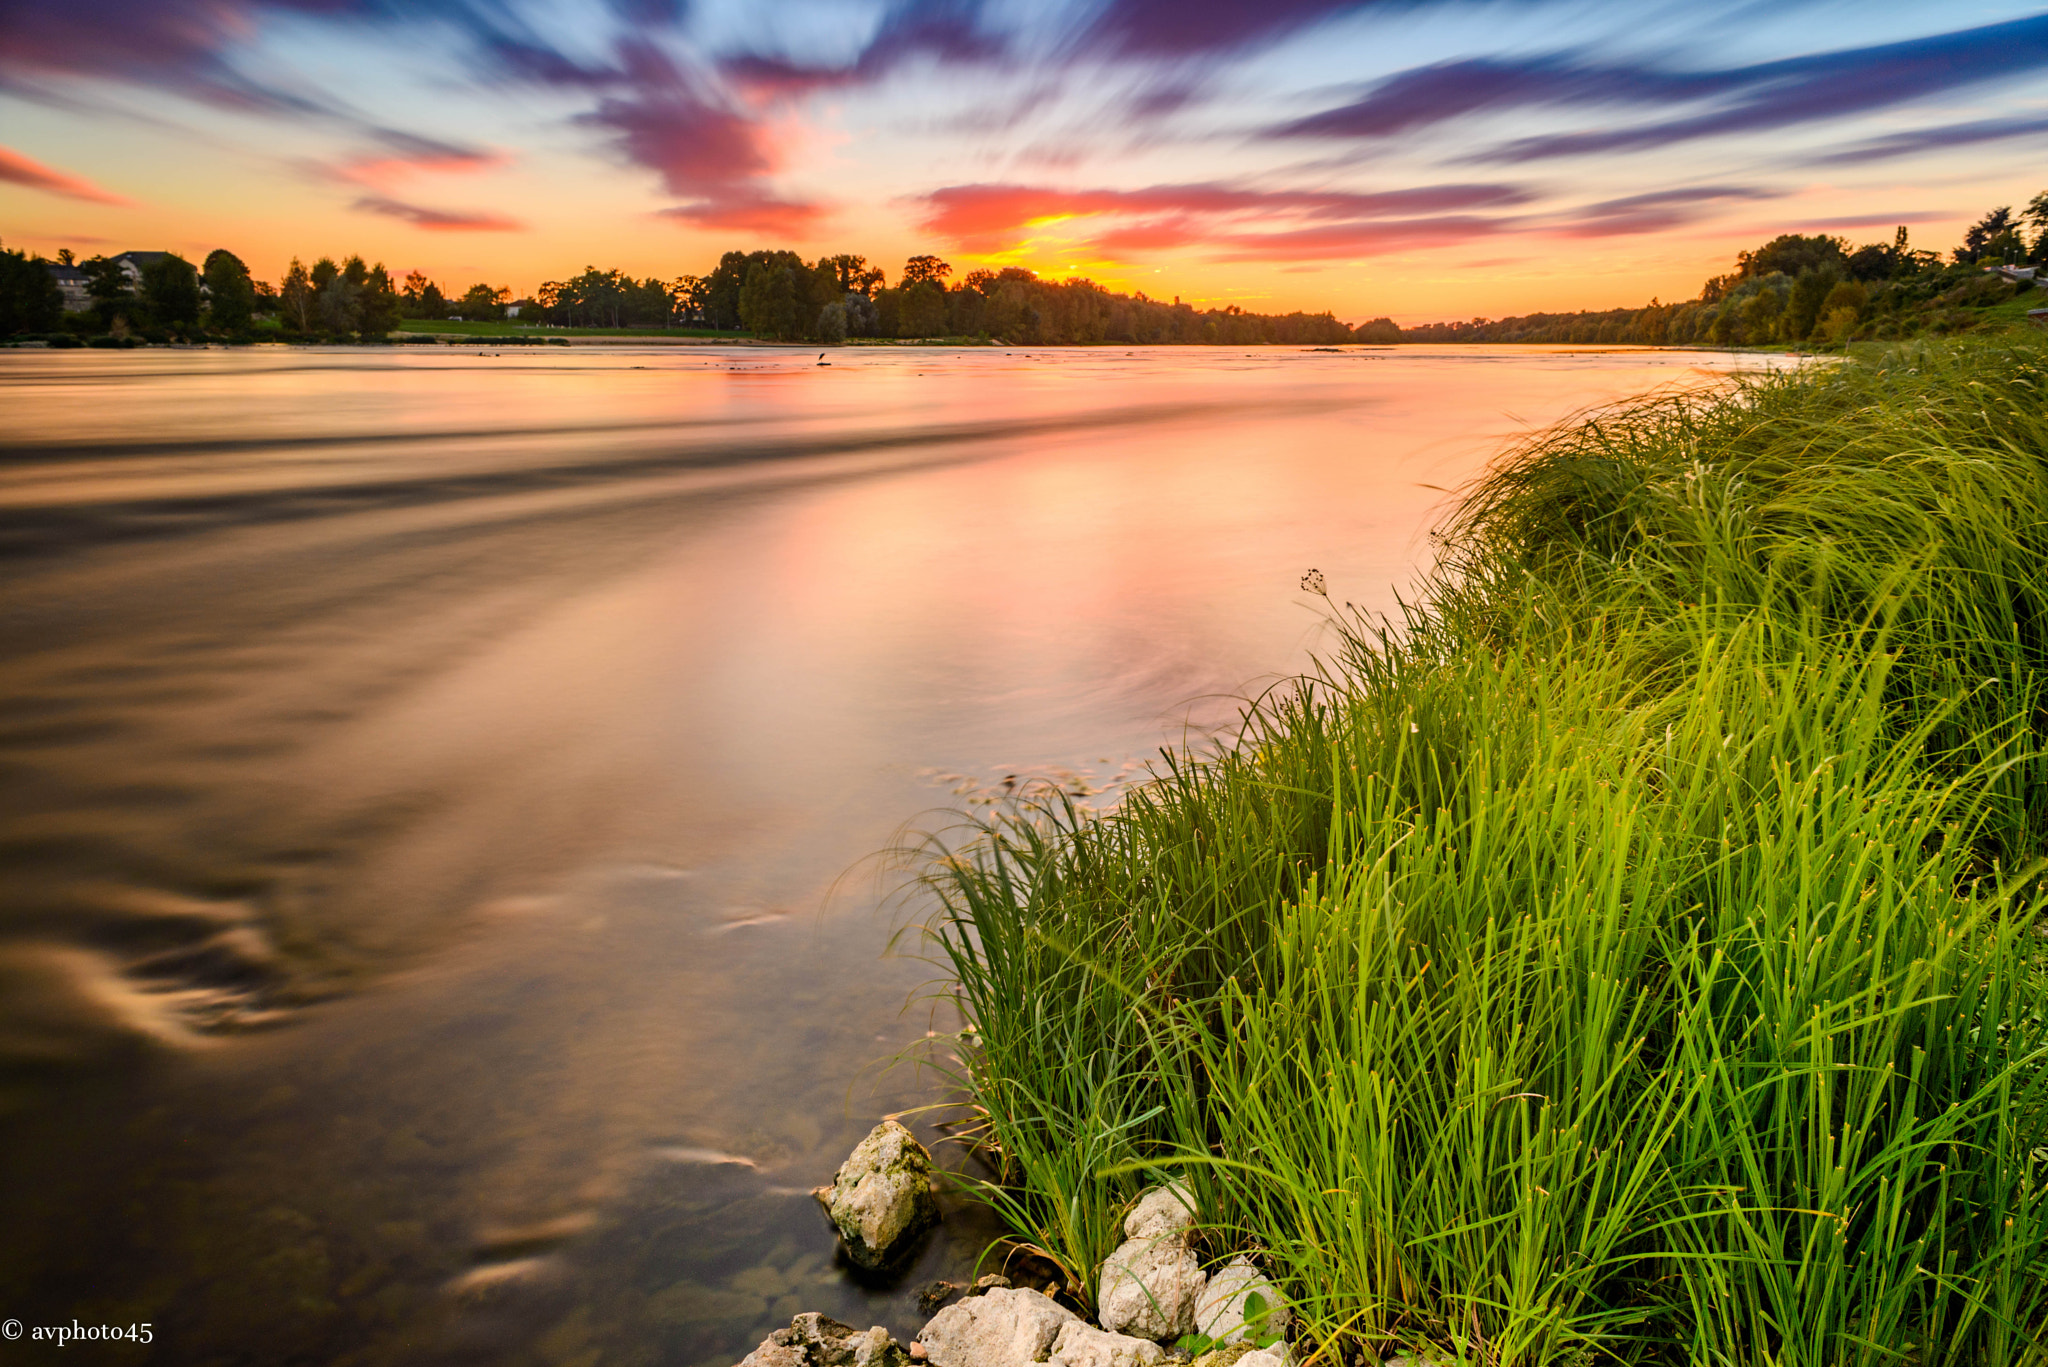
1097 1232 1205 1341
919 1287 1079 1367
1122 1183 1198 1240
1047 1321 1167 1367
817 1121 938 1269
736 1313 910 1367
1238 1351 1288 1367
1193 1256 1290 1345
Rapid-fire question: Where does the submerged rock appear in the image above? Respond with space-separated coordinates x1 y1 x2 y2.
1048 1320 1167 1367
813 1121 939 1269
919 1286 1078 1367
1097 1184 1205 1341
1192 1255 1290 1345
736 1312 910 1367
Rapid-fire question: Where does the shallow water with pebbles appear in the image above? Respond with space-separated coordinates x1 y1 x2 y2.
0 343 1795 1365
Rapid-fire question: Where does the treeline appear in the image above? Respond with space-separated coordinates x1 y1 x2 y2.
0 245 262 342
681 249 1359 345
1402 194 2048 347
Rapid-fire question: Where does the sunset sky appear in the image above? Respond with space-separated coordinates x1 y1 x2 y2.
1 0 2044 322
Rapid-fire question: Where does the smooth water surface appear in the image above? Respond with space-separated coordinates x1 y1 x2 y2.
0 343 1789 1365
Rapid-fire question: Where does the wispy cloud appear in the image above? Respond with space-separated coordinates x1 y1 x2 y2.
1553 185 1783 238
0 144 131 204
1079 0 1381 58
1269 14 2048 162
1205 215 1507 261
918 180 1532 251
1811 113 2048 166
351 195 524 231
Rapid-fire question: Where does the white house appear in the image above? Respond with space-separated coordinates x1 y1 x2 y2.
43 262 91 312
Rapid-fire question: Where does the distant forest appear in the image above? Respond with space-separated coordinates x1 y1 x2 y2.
0 242 1355 346
1400 195 2048 347
3 191 2042 345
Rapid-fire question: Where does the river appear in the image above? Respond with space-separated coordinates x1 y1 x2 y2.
0 343 1784 1366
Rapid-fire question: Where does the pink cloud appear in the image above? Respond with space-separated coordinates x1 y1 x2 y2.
916 180 1532 253
0 145 130 205
352 196 524 231
332 147 508 188
575 41 825 239
654 192 826 236
1206 216 1508 262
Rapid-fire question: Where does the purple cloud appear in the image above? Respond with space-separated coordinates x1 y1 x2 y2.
352 195 524 230
1269 13 2048 161
1812 113 2048 166
1080 0 1378 58
1554 185 1782 237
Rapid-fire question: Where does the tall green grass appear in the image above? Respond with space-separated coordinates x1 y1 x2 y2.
918 336 2048 1365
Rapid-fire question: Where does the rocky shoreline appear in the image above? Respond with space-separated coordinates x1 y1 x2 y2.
739 1123 1295 1367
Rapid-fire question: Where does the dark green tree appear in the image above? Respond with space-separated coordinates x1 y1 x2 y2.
1787 265 1842 340
80 254 132 329
279 258 315 332
820 253 885 293
2026 191 2048 263
1957 207 2019 263
400 270 449 319
1738 234 1847 280
900 255 952 288
141 253 203 332
457 281 508 321
0 246 63 335
202 248 256 332
897 279 949 337
739 261 804 340
360 263 400 336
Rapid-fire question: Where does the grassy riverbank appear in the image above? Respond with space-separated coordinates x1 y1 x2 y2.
923 336 2048 1365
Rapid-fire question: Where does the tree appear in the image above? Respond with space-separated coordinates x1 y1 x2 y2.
816 298 849 344
897 279 949 337
400 270 449 319
457 282 508 321
1957 207 2020 264
1741 286 1784 343
0 246 62 335
673 274 706 324
80 254 132 324
900 255 952 288
1817 279 1868 345
1786 265 1841 340
2022 190 2048 264
1354 317 1402 343
141 253 202 332
279 258 314 331
360 263 400 336
739 260 804 340
312 257 356 333
1737 234 1846 280
202 248 256 332
820 253 885 293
